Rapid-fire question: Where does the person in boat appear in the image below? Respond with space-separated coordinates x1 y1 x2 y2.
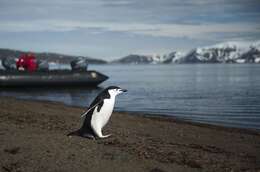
16 53 38 72
2 57 17 70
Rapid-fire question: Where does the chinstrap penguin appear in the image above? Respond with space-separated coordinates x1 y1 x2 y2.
68 86 127 139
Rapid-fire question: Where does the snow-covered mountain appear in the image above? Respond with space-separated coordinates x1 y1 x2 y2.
173 41 260 63
168 51 185 63
113 40 260 64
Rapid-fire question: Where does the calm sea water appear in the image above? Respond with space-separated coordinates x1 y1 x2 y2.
1 64 260 130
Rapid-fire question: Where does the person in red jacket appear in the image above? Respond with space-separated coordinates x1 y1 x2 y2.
16 53 38 72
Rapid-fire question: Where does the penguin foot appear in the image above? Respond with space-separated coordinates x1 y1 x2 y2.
99 134 112 139
81 133 96 140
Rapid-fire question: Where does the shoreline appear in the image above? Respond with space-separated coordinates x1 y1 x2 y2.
3 95 260 134
1 96 260 171
118 111 260 135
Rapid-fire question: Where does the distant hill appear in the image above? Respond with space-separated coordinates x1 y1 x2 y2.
0 48 107 64
112 54 175 64
2 40 260 65
112 54 153 64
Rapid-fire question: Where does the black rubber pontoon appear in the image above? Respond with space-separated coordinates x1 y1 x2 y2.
0 70 108 87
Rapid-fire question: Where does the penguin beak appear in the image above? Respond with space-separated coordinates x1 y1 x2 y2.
120 89 127 93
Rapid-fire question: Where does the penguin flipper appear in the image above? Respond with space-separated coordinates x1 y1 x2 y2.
81 100 104 118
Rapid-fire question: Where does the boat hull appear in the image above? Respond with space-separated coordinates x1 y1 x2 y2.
0 70 108 87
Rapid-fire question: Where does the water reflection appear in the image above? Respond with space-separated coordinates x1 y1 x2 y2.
0 86 103 107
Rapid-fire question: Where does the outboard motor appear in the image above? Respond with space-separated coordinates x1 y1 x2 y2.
2 57 17 70
37 60 49 71
70 58 88 71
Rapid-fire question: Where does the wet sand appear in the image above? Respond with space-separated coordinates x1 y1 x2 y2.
0 96 260 172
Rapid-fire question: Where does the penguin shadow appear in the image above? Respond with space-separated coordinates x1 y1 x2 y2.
4 147 20 155
67 130 112 140
67 128 94 140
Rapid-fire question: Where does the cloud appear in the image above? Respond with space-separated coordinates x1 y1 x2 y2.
0 0 260 58
101 0 134 7
2 0 260 24
0 19 259 41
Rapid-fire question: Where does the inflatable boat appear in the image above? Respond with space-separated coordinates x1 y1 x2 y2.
0 70 108 87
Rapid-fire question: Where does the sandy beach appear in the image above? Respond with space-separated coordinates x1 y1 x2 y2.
0 96 260 172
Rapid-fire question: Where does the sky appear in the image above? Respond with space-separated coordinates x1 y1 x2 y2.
0 0 260 60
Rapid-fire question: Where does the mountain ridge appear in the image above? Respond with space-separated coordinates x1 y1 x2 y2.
113 40 260 64
1 40 260 64
0 48 107 64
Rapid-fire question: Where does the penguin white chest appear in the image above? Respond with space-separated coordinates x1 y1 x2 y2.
91 98 115 129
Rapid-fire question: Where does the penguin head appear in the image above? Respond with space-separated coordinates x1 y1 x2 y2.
106 86 127 97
